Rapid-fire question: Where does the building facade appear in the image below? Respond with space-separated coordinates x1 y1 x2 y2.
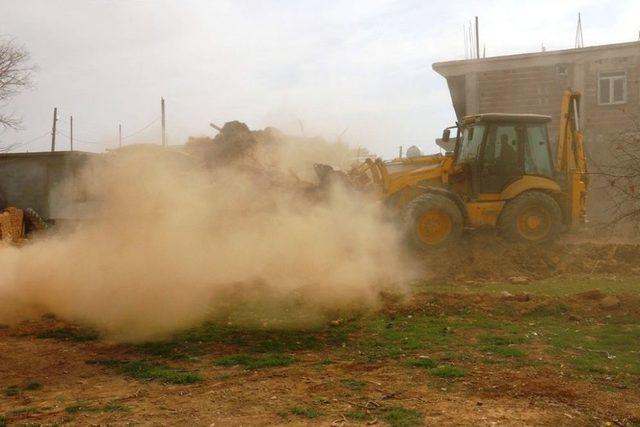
433 41 640 224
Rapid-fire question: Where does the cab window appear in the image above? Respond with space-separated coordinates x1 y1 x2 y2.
483 124 520 176
457 125 485 163
524 126 553 177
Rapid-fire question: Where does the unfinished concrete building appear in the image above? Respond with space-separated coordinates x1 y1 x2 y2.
433 41 640 224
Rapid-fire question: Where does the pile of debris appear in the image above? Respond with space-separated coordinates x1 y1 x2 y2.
0 207 49 244
0 207 24 243
184 120 351 195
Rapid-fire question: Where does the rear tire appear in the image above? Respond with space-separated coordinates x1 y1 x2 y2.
403 193 463 250
498 191 562 244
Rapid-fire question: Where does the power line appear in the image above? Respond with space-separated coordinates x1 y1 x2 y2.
55 116 160 146
122 116 160 140
0 131 50 152
17 131 50 148
57 130 101 145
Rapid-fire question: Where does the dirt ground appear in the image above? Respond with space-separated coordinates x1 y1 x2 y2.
1 241 640 427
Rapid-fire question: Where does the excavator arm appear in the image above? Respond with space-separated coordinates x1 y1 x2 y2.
555 89 588 227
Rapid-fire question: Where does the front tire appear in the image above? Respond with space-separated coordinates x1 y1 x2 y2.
498 191 562 243
403 193 463 250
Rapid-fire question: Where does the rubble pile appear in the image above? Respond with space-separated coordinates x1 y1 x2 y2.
0 207 24 243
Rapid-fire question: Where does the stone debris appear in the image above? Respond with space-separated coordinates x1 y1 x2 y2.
0 207 25 243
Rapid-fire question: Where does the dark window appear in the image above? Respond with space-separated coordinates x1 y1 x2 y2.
483 124 519 176
480 124 521 193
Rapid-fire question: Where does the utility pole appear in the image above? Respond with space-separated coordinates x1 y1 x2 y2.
475 16 480 59
119 124 122 148
161 97 166 146
70 115 73 151
51 107 57 152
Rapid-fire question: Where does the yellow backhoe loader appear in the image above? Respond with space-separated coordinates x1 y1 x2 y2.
325 89 588 249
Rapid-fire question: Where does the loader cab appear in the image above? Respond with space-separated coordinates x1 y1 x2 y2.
452 114 554 196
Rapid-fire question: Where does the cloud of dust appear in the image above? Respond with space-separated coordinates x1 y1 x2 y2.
0 134 416 341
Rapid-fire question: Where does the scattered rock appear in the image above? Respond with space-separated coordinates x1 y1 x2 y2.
599 296 621 310
500 291 514 298
512 293 531 302
509 276 530 284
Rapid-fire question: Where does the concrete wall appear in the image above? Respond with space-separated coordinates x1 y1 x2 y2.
475 64 570 144
469 53 640 146
0 151 97 220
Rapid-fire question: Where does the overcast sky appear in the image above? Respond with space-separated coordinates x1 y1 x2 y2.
1 0 639 158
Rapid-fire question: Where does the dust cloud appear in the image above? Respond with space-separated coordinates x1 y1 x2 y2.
0 130 415 341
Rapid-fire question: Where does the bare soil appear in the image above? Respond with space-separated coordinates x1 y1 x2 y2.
422 236 640 283
2 324 637 427
1 241 639 426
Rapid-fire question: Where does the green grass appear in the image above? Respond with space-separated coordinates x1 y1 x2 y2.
429 365 466 378
136 322 335 359
3 383 43 398
479 335 526 358
65 404 101 414
24 382 41 391
404 357 437 368
542 320 640 378
354 316 454 361
65 402 129 414
92 360 202 384
383 407 423 427
9 407 39 415
213 354 295 369
524 303 570 318
289 406 321 419
0 415 5 427
346 410 372 421
340 378 367 390
3 385 19 397
36 327 99 342
103 403 130 412
483 346 526 358
479 335 524 346
65 275 640 398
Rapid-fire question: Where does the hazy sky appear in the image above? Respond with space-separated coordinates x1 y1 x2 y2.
1 0 639 157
